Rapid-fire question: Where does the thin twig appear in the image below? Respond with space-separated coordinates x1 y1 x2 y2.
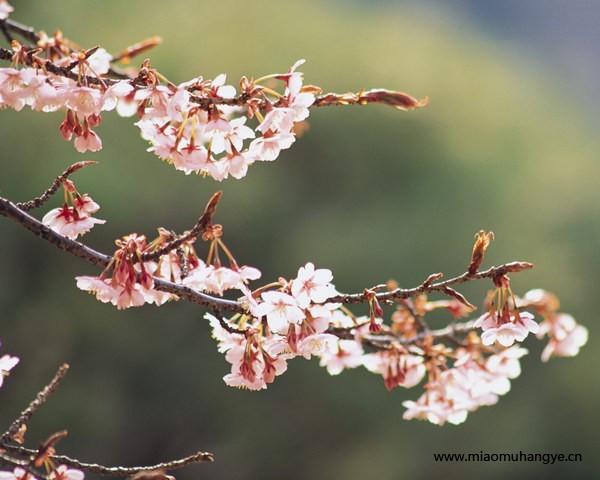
0 22 13 44
326 320 475 347
140 191 222 262
15 161 97 211
212 311 247 336
0 18 40 44
1 364 70 444
328 262 533 305
2 444 213 476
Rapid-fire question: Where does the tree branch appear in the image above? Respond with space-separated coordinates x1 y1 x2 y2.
0 196 243 313
140 191 222 262
328 261 533 305
1 364 70 444
15 161 97 212
0 18 39 44
1 444 213 477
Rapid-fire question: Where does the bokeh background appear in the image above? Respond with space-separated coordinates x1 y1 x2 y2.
1 1 599 479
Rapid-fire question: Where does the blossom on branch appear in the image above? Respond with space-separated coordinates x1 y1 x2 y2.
42 182 105 240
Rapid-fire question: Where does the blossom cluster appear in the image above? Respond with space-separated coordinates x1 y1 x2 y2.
522 289 588 362
75 227 260 309
207 278 586 425
0 2 588 432
402 346 527 425
136 59 315 180
208 262 352 390
0 9 315 182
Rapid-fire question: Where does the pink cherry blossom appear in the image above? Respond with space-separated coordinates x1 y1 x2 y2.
486 346 528 379
223 336 288 390
253 291 305 334
296 333 337 360
66 86 103 119
0 468 37 480
49 465 85 480
538 313 588 362
74 128 103 153
402 387 469 426
0 352 19 388
75 234 171 309
476 310 539 347
210 74 236 99
290 262 337 308
0 1 13 20
206 313 246 353
362 348 426 391
319 339 364 375
102 81 135 112
42 205 105 240
183 264 260 295
248 131 295 161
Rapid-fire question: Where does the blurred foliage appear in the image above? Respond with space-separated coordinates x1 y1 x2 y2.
0 1 598 479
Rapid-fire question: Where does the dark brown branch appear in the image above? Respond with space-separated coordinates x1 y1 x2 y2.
327 320 475 347
1 364 70 444
328 262 533 305
212 311 247 336
140 191 222 262
0 196 244 313
0 193 533 322
2 444 213 477
0 18 39 44
15 161 97 211
0 44 427 112
0 21 13 44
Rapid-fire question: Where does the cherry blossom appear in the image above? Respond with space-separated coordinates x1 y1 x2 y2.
74 128 103 153
0 468 37 480
295 333 337 360
319 339 364 375
253 291 305 334
476 310 539 347
0 345 19 389
222 335 288 391
0 1 13 20
538 313 588 362
75 234 163 309
49 466 85 480
290 262 337 308
362 347 426 391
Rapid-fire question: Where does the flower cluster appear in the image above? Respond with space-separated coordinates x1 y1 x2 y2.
206 264 586 426
0 3 588 434
403 347 527 425
136 59 315 181
75 233 166 309
42 180 105 240
522 289 588 362
0 59 312 178
76 224 260 309
0 27 314 180
208 262 349 390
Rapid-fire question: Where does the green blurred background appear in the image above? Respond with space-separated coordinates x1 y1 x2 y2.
1 1 598 479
